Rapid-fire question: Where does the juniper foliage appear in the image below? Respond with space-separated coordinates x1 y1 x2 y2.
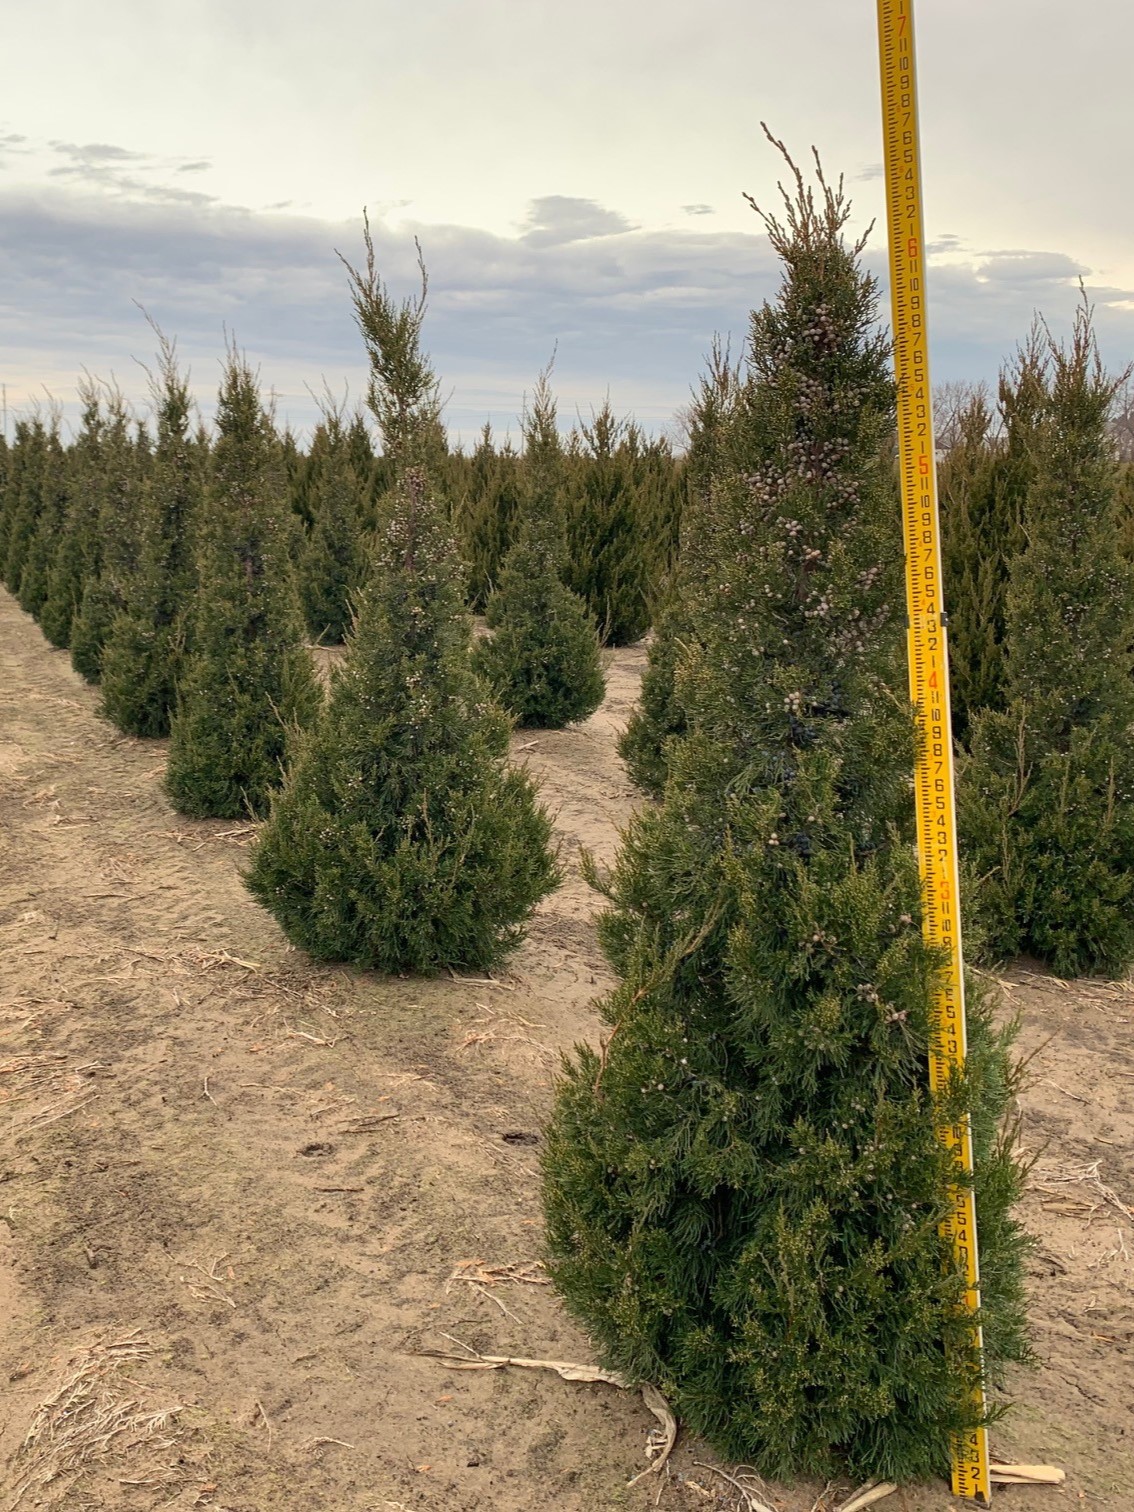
2 416 47 594
619 340 741 794
939 341 1044 741
70 390 148 684
1 415 65 615
39 385 104 649
962 308 1134 976
562 403 653 646
474 371 606 728
245 240 558 972
454 423 523 611
299 407 369 644
100 331 202 737
542 145 1029 1483
165 349 320 818
338 222 448 474
16 422 68 621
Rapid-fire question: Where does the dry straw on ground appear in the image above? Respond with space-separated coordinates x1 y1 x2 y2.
0 1051 103 1133
5 1332 184 1509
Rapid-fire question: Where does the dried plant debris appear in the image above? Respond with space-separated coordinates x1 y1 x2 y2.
445 1258 549 1289
417 1338 677 1484
1034 1158 1134 1226
5 1333 185 1508
0 1052 103 1134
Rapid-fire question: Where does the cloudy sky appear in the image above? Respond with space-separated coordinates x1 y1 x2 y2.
2 0 1132 444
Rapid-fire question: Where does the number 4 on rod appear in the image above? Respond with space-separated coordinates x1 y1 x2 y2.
875 0 991 1503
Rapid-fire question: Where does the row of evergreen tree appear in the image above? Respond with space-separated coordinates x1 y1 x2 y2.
0 247 591 973
0 348 686 718
2 139 1132 1484
269 372 685 648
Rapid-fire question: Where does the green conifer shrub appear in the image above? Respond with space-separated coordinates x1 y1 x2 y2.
70 389 148 684
961 307 1134 976
619 339 740 795
281 423 309 532
0 434 8 549
473 371 606 727
39 385 105 649
1 415 54 597
939 341 1044 742
346 407 374 480
246 469 559 971
165 347 320 818
298 406 368 644
542 146 1029 1483
100 331 203 737
453 423 523 611
245 230 558 971
0 432 11 573
616 591 688 795
635 434 686 590
562 403 652 645
17 421 68 621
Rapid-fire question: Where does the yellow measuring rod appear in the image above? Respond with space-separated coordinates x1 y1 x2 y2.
876 0 991 1502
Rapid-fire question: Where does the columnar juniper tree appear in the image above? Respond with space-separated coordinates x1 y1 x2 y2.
40 384 104 649
619 338 741 795
454 423 523 611
244 227 558 972
938 340 1044 743
298 402 369 644
165 347 320 818
0 434 8 559
562 402 653 646
542 144 1029 1483
473 370 605 728
962 307 1134 977
16 420 68 621
101 330 202 737
70 388 147 684
2 413 63 609
2 415 47 595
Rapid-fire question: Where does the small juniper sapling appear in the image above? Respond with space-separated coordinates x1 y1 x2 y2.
245 467 559 972
245 231 558 970
165 345 320 818
473 367 606 728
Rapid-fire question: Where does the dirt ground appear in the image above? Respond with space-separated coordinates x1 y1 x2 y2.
1 583 1132 1512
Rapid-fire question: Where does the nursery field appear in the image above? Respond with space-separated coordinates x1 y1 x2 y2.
1 582 1132 1512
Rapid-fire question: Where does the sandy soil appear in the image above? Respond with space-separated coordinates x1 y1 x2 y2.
1 582 1132 1512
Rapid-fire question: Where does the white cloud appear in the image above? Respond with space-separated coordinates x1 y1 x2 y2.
973 250 1089 285
1 125 1132 446
520 196 638 247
